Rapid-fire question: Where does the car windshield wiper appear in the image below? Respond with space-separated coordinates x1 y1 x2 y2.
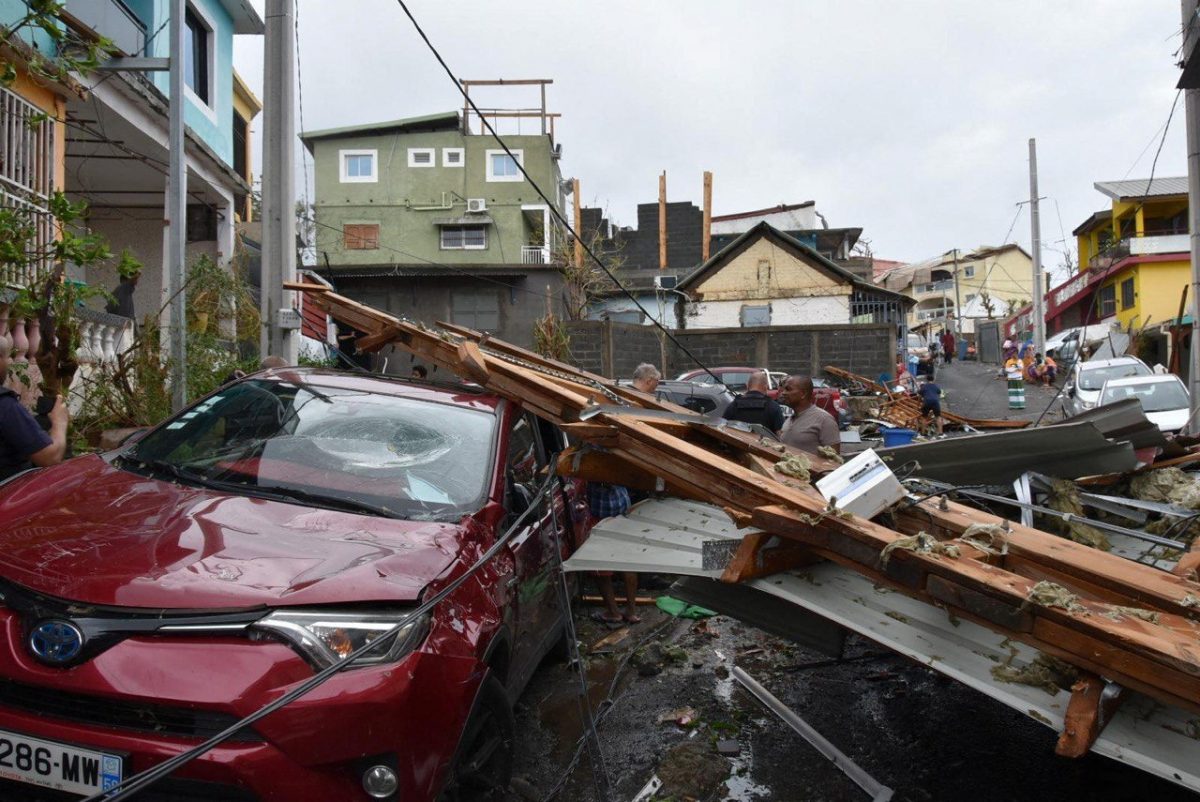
195 475 402 519
118 455 205 485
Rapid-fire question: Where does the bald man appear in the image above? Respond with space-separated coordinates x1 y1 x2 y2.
777 375 840 456
723 370 785 434
0 332 68 480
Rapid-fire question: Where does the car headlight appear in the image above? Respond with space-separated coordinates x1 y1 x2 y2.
1078 399 1095 410
251 609 429 670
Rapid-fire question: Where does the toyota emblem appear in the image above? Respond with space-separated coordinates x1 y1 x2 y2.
29 619 85 665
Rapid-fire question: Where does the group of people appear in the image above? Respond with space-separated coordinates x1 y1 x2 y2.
1001 337 1057 388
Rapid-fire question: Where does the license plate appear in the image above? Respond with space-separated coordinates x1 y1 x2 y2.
0 728 123 795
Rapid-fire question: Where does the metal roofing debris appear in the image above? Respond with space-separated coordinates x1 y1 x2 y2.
1050 397 1172 454
1094 176 1189 200
299 111 461 146
875 422 1138 485
570 498 1200 794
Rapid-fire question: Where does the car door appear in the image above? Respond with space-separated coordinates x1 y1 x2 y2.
502 409 559 685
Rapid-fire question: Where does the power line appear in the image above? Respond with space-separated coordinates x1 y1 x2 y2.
392 0 721 384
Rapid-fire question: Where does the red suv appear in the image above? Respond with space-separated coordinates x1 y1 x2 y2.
676 366 850 428
0 369 582 801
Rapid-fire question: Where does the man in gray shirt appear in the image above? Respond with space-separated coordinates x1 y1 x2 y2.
778 375 840 455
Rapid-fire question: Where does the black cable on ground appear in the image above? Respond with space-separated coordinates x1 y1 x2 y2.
83 475 560 802
392 0 723 387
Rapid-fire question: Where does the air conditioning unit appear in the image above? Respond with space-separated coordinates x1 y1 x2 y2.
654 274 678 290
466 198 487 213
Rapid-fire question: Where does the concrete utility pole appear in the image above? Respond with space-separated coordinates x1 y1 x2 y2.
167 0 187 411
1186 88 1200 429
951 248 962 337
260 0 299 362
1027 138 1046 355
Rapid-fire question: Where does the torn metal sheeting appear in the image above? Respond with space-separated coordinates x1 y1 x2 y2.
1052 397 1174 455
669 575 845 658
572 498 1200 794
877 422 1138 485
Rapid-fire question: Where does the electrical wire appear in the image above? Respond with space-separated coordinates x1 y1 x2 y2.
391 0 723 386
82 474 560 802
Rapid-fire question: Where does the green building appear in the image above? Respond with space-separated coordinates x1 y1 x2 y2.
301 111 568 351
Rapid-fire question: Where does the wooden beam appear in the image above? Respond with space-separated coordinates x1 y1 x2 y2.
1055 673 1125 758
456 340 490 383
701 170 713 262
658 171 668 270
720 532 823 583
573 177 583 269
460 78 554 86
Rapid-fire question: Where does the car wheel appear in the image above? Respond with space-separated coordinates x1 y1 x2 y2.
439 674 515 802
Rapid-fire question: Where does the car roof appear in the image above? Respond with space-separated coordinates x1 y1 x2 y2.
1079 357 1146 371
251 367 502 412
1101 374 1184 388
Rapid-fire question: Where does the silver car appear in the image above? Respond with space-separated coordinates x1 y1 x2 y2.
1062 356 1152 417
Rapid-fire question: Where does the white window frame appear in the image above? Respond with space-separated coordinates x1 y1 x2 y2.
339 149 378 183
442 147 465 167
485 149 524 182
963 265 976 278
407 147 435 168
440 225 488 251
182 1 218 122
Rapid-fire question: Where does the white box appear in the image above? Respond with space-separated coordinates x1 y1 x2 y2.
815 448 905 519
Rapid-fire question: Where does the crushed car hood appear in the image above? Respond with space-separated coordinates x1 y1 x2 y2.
0 456 466 609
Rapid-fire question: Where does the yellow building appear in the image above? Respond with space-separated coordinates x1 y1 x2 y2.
1073 177 1190 332
231 70 262 222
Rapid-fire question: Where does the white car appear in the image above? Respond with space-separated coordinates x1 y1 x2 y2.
1063 356 1151 417
1097 374 1191 433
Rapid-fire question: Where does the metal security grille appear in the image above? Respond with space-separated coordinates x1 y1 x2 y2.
0 85 56 288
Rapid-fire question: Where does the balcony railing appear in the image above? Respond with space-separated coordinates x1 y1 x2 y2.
1128 233 1188 256
915 279 955 294
521 245 550 265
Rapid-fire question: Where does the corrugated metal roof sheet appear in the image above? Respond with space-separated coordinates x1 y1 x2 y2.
300 112 461 145
1094 176 1189 200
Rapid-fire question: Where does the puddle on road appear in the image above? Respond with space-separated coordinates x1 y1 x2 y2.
535 656 620 760
724 750 772 801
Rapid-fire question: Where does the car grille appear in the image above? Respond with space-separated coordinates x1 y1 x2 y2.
0 776 259 801
0 679 262 742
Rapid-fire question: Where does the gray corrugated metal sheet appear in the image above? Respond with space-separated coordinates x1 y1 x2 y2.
300 112 461 146
875 421 1138 485
1094 177 1189 200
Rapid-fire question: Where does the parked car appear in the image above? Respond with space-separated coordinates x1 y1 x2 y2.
675 367 849 428
1063 356 1153 417
0 369 584 801
904 333 930 361
645 379 736 415
1097 374 1191 433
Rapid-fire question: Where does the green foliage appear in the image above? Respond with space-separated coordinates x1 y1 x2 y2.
1 3 118 90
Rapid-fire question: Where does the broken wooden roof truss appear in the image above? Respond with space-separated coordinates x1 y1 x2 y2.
291 282 1200 759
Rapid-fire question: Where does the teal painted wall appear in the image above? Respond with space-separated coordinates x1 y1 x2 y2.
139 0 235 167
0 1 66 57
311 128 565 266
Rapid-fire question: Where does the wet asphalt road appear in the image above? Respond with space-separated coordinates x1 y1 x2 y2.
506 599 1199 802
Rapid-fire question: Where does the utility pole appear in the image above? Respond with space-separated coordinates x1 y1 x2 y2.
167 0 187 411
261 0 299 362
658 171 668 270
1186 88 1200 430
701 171 713 262
1028 138 1046 355
951 248 962 337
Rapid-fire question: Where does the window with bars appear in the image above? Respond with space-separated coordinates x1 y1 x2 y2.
1097 285 1116 319
0 85 56 288
343 224 380 250
440 225 487 250
1120 277 1135 310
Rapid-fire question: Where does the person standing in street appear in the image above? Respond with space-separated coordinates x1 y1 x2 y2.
589 362 661 625
778 375 840 456
723 370 785 435
941 330 955 365
0 332 68 481
918 375 944 436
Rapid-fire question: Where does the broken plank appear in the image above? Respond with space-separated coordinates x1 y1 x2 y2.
720 532 823 584
455 340 490 383
1055 673 1125 758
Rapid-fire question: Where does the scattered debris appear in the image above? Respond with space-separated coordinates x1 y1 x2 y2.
818 445 844 464
991 653 1079 695
879 532 961 567
656 706 699 727
1045 479 1112 551
959 523 1010 556
1024 581 1087 614
774 453 812 482
1131 468 1200 511
716 739 742 757
655 741 730 800
1104 606 1162 625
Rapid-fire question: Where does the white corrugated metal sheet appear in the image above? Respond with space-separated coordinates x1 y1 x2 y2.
1094 177 1189 200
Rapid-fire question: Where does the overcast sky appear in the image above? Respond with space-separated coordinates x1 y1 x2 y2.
234 1 1189 281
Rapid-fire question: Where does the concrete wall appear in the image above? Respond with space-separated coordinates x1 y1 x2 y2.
329 269 566 354
689 296 849 328
565 321 894 381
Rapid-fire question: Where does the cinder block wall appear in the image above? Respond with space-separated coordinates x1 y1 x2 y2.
564 322 895 380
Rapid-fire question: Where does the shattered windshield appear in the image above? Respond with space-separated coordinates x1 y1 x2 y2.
1100 380 1190 413
126 379 496 521
1078 362 1151 391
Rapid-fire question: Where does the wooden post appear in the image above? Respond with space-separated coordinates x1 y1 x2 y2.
659 171 668 270
702 170 713 262
573 178 583 269
540 81 547 136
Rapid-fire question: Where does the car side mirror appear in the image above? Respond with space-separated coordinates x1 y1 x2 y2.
506 477 534 517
